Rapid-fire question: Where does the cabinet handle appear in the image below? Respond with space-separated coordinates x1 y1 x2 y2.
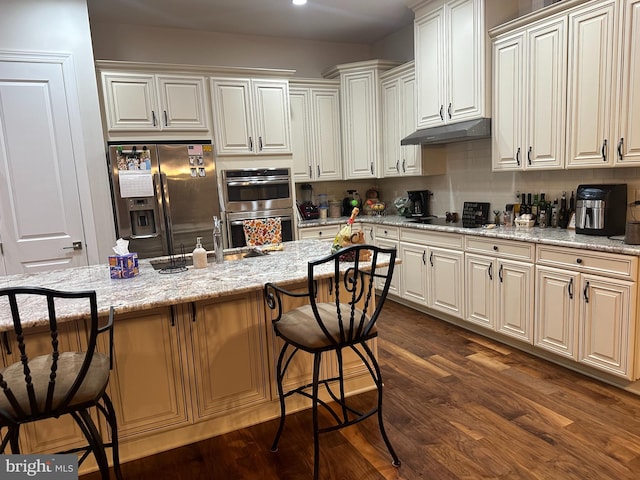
515 147 521 166
488 262 493 280
447 102 452 119
439 105 444 121
402 159 406 173
317 165 320 178
191 302 196 323
395 160 399 173
164 110 168 127
583 281 590 303
422 251 426 265
493 245 498 251
259 136 263 151
527 146 532 165
370 161 374 175
576 258 583 264
152 110 157 127
170 305 176 327
618 137 624 160
369 229 374 241
499 264 504 283
601 139 607 161
308 165 312 178
429 251 434 267
568 278 574 300
249 136 253 151
2 331 11 355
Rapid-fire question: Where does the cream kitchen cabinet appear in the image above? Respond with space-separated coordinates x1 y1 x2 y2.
210 77 291 156
397 228 464 318
614 0 640 165
100 72 209 132
290 80 342 182
535 245 638 379
566 0 618 168
373 225 400 296
381 62 420 177
492 15 567 171
297 224 339 241
464 237 535 343
412 0 519 129
323 60 399 179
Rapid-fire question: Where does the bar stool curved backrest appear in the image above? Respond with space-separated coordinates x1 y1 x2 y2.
0 287 122 480
264 244 400 479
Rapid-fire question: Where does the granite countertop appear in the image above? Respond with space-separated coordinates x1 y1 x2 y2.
301 215 640 256
0 240 387 332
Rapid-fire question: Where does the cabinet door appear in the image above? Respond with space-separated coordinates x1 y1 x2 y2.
5 322 89 453
464 253 495 329
399 72 420 175
290 87 313 180
579 275 635 379
341 70 380 178
496 260 534 343
104 307 189 439
492 32 524 171
157 75 208 131
189 293 269 419
375 238 400 297
102 72 159 131
615 0 640 165
399 242 428 306
566 0 617 168
312 87 342 180
428 247 464 319
526 17 567 169
297 226 337 241
415 6 445 128
535 266 579 360
210 78 253 155
252 79 291 154
447 0 481 123
381 78 401 177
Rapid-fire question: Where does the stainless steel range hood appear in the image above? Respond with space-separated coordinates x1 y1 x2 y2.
401 118 491 145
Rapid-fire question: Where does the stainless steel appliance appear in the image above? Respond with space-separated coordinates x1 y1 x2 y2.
575 184 627 236
108 142 221 258
406 190 432 217
222 168 294 247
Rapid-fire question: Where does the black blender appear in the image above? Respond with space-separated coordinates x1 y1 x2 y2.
297 183 319 219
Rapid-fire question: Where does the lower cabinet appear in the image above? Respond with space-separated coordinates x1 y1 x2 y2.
373 225 400 296
535 245 638 379
297 224 339 241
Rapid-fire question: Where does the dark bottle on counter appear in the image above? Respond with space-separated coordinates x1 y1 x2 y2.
551 198 559 227
558 191 568 228
532 193 539 221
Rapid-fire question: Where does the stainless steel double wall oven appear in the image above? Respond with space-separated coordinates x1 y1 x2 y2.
222 168 294 247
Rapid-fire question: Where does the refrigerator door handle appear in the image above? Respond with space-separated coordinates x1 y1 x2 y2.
159 172 174 253
130 234 160 239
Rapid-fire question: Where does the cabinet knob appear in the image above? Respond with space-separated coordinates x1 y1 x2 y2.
576 258 583 264
493 245 498 251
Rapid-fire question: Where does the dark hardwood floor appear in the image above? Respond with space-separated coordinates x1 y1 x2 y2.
82 300 640 479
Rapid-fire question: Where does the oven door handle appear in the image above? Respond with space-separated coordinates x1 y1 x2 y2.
225 179 290 187
229 215 292 227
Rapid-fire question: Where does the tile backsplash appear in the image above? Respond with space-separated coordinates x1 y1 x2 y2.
299 138 640 219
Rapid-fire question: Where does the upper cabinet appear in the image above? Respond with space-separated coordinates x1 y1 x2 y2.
290 79 342 182
413 0 519 130
100 72 209 132
381 62 421 177
492 15 567 171
210 77 291 156
566 0 618 168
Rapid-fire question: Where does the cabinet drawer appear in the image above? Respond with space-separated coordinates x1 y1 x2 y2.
400 227 463 249
298 226 338 241
536 245 638 280
374 225 399 240
465 237 534 262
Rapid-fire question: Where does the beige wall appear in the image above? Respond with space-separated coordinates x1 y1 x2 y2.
0 0 115 262
89 22 410 77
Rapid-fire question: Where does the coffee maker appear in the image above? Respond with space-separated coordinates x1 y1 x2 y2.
406 190 432 217
575 184 627 236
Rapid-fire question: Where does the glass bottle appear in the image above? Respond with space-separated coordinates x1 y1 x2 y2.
192 237 207 269
213 216 224 263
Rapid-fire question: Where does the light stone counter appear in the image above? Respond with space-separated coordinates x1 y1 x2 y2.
0 240 373 332
301 215 640 256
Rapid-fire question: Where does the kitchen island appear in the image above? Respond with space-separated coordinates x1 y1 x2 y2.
0 240 392 472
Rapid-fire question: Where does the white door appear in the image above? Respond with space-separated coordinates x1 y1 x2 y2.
312 87 342 180
496 260 534 343
210 78 253 155
464 254 495 329
289 88 312 180
428 247 464 319
398 242 428 306
157 75 208 131
381 78 400 176
0 54 88 274
415 6 445 128
399 72 419 175
101 72 159 131
252 79 291 154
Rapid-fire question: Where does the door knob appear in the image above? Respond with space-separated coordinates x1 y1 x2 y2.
63 241 83 250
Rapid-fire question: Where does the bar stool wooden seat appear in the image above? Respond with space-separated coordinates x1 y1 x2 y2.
0 287 122 480
264 244 400 479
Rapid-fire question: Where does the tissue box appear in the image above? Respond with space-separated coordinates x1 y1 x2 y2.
109 253 139 279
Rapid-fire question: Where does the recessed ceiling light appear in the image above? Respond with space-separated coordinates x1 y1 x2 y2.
293 0 307 5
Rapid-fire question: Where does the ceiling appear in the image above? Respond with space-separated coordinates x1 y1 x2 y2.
85 0 416 44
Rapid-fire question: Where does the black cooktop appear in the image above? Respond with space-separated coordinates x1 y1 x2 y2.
407 216 467 227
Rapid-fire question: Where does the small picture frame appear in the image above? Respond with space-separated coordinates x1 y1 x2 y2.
567 212 576 230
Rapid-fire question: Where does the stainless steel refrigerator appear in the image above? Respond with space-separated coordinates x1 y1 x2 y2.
108 142 221 259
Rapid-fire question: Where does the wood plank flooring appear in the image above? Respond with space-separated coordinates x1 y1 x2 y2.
82 300 640 479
